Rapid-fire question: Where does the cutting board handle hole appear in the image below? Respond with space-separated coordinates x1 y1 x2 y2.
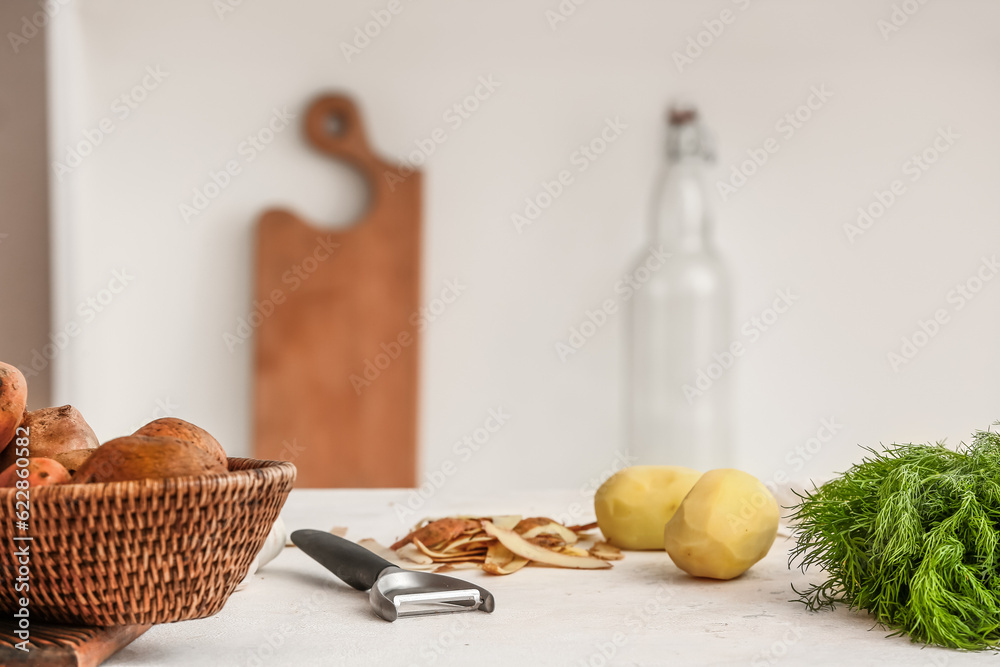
325 112 347 137
302 94 406 226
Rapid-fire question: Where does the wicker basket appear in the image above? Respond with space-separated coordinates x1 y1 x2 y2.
0 458 295 626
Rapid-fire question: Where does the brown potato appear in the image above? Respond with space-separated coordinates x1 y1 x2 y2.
0 458 71 487
133 418 227 468
74 436 228 484
0 362 28 452
52 449 96 477
0 405 99 471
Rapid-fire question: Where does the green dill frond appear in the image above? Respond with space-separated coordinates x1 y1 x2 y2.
788 422 1000 650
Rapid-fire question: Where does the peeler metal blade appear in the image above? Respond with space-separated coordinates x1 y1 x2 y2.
370 567 496 621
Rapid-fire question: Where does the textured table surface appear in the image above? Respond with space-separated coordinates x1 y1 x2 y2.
103 489 995 666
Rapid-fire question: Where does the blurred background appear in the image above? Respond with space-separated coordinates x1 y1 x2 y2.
1 0 998 493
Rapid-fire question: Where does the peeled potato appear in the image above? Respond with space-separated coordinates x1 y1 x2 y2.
74 436 228 484
133 417 227 468
594 465 702 550
0 405 99 471
663 468 779 580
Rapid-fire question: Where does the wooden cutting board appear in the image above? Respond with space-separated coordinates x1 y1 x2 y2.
0 620 150 667
253 94 420 488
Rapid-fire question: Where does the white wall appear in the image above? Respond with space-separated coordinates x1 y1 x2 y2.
49 0 1000 492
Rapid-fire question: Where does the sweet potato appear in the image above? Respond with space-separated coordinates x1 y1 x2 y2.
52 449 96 477
133 418 227 468
0 362 28 454
74 435 228 484
0 405 99 471
0 458 71 487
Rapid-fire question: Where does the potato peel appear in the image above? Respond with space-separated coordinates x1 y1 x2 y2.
558 545 591 558
413 537 487 561
567 521 599 533
526 535 567 549
434 562 482 573
485 542 514 568
481 521 612 570
482 555 529 575
396 543 435 565
387 514 620 575
489 515 523 531
589 541 624 561
518 519 578 545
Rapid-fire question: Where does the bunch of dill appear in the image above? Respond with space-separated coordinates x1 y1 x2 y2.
788 423 1000 650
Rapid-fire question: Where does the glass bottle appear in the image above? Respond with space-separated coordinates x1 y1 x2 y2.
626 107 733 470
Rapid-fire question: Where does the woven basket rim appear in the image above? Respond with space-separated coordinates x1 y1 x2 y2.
0 457 295 500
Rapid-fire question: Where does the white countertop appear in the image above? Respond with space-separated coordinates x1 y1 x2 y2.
104 490 995 666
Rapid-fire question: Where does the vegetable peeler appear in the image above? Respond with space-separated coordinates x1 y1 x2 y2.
291 529 496 622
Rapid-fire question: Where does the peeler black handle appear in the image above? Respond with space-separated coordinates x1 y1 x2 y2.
291 529 396 591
